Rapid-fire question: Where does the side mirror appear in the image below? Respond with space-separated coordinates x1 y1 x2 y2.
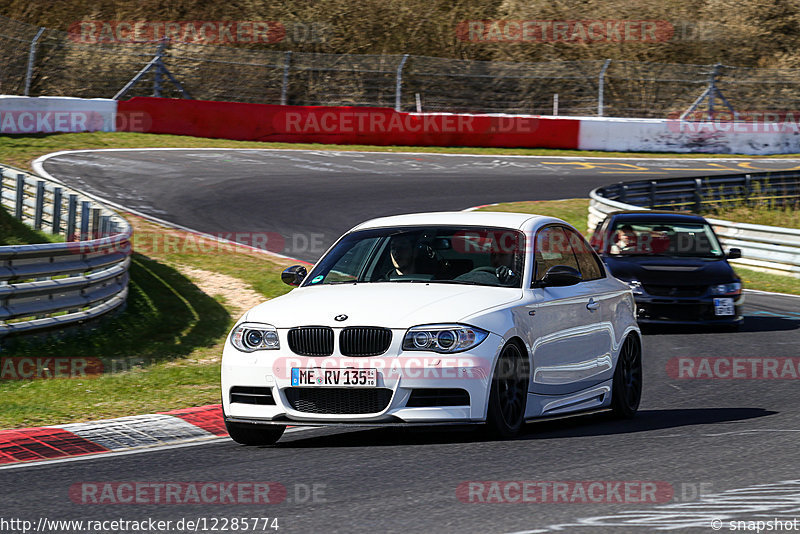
538 265 583 287
727 248 742 260
281 265 308 287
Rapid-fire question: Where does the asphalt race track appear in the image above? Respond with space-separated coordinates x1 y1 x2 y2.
3 149 798 533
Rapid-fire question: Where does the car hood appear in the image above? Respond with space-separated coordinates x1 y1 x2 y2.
243 283 523 329
603 255 737 285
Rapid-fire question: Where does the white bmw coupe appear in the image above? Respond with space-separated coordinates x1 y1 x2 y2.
222 211 642 445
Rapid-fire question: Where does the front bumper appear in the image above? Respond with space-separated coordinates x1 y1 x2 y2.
634 293 744 325
221 332 502 424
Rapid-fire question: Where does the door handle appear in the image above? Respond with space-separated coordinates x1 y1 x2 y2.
586 298 600 312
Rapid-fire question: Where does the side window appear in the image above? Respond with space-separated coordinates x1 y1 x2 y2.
565 227 606 281
532 226 580 284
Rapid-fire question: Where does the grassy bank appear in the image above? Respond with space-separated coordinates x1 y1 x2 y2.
0 216 295 428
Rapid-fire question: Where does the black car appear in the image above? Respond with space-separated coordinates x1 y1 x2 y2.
591 211 744 327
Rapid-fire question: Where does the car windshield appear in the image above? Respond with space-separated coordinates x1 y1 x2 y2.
607 221 724 258
303 226 525 288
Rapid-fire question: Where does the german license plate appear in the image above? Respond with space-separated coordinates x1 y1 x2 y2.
291 368 377 387
713 298 734 316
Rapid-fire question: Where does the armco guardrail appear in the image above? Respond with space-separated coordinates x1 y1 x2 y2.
0 165 131 337
589 171 800 277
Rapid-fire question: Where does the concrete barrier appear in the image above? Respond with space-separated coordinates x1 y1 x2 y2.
0 96 118 133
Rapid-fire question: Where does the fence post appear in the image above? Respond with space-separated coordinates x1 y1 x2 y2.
53 187 63 235
395 54 410 112
66 194 78 241
15 174 25 220
280 51 292 106
34 180 45 230
598 59 611 117
152 39 168 97
24 27 46 96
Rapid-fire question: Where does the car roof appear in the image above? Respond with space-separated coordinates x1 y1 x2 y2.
609 210 708 224
352 211 551 231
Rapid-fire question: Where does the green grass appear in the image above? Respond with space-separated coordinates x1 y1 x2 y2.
0 207 61 245
478 199 800 295
478 199 592 232
708 203 800 228
3 131 800 171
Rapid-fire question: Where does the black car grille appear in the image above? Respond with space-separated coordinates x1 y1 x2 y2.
340 327 392 356
288 327 334 356
639 303 724 321
406 388 470 407
230 386 276 405
284 387 393 414
643 285 707 297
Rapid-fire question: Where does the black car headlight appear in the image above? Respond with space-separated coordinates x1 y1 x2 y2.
710 282 742 295
626 280 645 296
402 324 488 353
230 323 280 352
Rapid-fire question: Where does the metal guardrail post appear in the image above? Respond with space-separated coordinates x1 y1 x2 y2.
694 178 703 213
15 174 25 220
280 51 292 106
91 208 101 240
743 174 751 203
66 194 77 241
79 201 90 241
34 180 45 230
24 27 46 97
649 181 657 209
52 187 62 234
395 54 410 112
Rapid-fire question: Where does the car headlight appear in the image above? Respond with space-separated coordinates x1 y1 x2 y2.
402 324 488 353
710 282 742 295
626 280 644 296
230 323 280 352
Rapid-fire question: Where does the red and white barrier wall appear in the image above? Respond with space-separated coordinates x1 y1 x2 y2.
4 95 800 155
0 96 117 133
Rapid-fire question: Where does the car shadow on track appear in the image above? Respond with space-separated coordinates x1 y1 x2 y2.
641 316 798 335
273 407 776 448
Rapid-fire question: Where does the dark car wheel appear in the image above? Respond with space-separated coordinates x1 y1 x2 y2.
611 334 643 419
225 420 286 446
485 342 529 438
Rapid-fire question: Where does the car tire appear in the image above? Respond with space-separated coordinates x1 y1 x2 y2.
610 334 642 419
485 342 529 439
225 420 286 446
